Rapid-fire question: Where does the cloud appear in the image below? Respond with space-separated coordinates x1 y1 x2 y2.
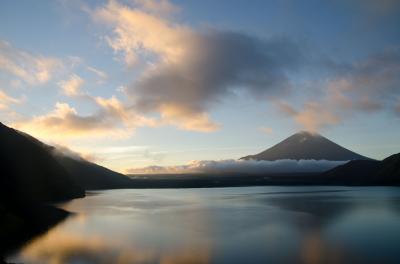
0 89 22 110
0 40 61 85
278 47 400 131
87 66 108 80
12 96 156 140
127 159 346 174
260 127 273 134
94 1 302 132
59 74 85 97
157 104 220 132
131 31 300 131
51 144 102 163
277 101 341 132
92 0 399 133
94 0 191 66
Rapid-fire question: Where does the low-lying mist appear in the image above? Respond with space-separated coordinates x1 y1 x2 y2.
127 159 347 175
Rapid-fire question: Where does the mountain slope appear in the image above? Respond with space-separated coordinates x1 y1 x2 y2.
322 160 381 184
376 153 400 181
52 153 134 189
241 131 370 161
0 122 82 257
15 126 135 190
0 122 84 204
322 153 400 184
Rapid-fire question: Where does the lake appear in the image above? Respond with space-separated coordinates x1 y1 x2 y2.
8 186 400 264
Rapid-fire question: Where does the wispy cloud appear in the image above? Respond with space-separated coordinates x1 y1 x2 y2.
0 40 62 85
277 47 400 131
87 66 108 81
51 143 102 163
0 89 23 110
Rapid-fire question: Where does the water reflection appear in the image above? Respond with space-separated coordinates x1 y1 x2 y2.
8 187 400 264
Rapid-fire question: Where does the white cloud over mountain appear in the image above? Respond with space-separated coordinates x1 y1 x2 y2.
127 159 346 174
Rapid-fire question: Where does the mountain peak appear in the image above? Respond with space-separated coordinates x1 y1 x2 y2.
290 131 323 142
241 131 371 161
296 130 322 136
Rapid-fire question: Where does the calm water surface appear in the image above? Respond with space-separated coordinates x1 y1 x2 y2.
8 186 400 264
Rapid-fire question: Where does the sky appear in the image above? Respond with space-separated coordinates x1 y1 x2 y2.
0 0 399 173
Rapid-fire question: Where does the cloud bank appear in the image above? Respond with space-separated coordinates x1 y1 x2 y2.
127 159 346 174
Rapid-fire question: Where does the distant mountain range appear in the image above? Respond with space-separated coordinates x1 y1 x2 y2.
241 131 370 161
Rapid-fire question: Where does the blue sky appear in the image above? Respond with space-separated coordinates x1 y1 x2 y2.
0 0 399 172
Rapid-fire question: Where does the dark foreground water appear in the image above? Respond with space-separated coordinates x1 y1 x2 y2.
8 187 400 264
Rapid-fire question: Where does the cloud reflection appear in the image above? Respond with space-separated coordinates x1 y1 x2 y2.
18 227 210 264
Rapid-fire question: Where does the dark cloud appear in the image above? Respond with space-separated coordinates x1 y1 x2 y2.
129 30 303 124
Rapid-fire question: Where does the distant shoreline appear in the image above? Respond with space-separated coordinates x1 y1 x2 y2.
111 173 400 188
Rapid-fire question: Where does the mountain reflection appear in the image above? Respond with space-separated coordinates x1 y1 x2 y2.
8 187 400 264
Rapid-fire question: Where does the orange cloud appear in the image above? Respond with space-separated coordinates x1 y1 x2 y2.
94 0 191 66
159 104 219 132
11 96 156 141
294 102 341 132
59 74 84 97
277 98 341 132
260 127 273 134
